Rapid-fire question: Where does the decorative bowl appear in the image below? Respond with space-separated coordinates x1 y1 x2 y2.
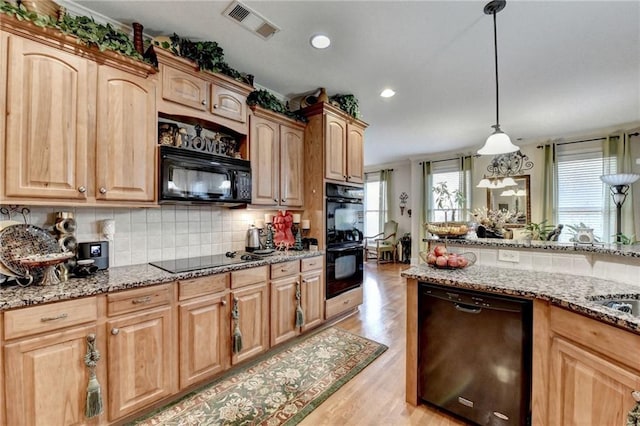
425 222 469 238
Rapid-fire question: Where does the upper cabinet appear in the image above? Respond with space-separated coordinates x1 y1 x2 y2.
155 48 252 135
0 20 157 206
302 102 368 184
249 106 305 207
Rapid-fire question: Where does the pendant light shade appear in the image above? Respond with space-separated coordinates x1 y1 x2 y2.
477 0 520 156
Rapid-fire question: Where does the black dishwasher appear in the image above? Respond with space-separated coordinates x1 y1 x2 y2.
418 282 532 425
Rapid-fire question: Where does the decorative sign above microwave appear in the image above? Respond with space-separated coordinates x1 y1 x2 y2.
158 122 241 158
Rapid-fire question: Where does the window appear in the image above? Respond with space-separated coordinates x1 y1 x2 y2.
364 173 382 237
430 160 467 223
556 140 615 243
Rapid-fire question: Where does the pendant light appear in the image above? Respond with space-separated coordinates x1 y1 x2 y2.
477 0 520 156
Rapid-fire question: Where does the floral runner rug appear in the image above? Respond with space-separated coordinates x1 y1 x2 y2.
129 327 388 426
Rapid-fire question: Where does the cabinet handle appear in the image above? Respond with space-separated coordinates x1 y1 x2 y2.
40 313 68 322
221 299 227 306
201 100 207 106
111 328 119 335
273 198 278 203
213 104 218 109
99 187 107 194
132 296 152 305
281 198 286 203
343 300 350 305
78 186 86 193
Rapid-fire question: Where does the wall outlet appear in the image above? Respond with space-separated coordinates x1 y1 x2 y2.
498 249 520 263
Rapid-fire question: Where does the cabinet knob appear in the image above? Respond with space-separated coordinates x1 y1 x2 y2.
213 104 219 109
99 187 107 194
221 299 227 306
273 198 278 203
78 186 87 193
111 328 119 335
201 100 207 106
281 198 286 203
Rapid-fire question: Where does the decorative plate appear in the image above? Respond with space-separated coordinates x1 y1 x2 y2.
0 225 62 277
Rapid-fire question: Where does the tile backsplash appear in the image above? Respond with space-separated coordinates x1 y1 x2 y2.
24 205 277 267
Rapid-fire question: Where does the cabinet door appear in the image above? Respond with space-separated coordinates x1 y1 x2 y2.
325 113 347 181
96 66 156 202
210 85 247 123
270 276 300 346
179 293 230 389
301 269 325 332
231 282 269 365
280 124 304 207
160 63 208 111
346 123 365 184
4 35 90 199
549 337 640 426
107 306 174 421
4 324 99 426
250 116 279 205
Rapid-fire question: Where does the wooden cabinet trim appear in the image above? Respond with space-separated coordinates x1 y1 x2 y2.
4 297 98 340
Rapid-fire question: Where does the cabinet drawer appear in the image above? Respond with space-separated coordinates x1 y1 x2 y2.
179 273 229 301
271 260 300 279
325 286 363 319
231 266 268 289
107 284 172 316
4 297 98 340
301 256 323 272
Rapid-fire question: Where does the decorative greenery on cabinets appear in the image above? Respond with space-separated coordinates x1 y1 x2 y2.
329 94 361 119
247 89 307 122
153 33 254 85
0 1 144 61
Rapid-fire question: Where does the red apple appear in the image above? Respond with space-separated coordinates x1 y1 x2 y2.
433 245 448 257
435 255 448 267
447 256 459 268
457 257 469 268
426 253 437 264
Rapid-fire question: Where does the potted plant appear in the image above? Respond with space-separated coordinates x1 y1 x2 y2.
432 182 465 222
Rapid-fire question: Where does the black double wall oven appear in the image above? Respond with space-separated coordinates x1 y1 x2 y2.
325 183 364 299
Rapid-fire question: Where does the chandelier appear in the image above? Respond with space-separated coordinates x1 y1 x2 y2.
477 150 533 188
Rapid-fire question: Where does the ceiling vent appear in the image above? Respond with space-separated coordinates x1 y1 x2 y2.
223 1 280 40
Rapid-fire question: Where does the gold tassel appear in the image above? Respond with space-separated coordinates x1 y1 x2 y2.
232 297 243 354
628 391 640 426
295 281 304 328
84 334 103 418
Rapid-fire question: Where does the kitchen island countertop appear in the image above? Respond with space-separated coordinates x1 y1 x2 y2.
0 251 323 311
401 264 640 334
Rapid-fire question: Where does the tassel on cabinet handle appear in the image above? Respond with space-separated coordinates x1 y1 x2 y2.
295 281 304 327
232 297 243 354
84 334 103 418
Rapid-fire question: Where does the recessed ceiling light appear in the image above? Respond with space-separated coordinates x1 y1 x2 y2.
380 89 396 98
310 34 331 49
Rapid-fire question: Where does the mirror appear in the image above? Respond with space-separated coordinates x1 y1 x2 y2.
486 175 531 225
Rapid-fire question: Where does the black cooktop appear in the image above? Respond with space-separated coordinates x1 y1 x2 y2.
150 254 247 274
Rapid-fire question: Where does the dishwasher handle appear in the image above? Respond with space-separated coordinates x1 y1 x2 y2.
454 303 482 314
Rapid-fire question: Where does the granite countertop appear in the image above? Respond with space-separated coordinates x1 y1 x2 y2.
0 251 323 311
423 237 640 258
401 264 640 334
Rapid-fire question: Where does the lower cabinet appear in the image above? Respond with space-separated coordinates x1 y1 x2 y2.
325 285 363 319
178 275 231 389
301 267 324 332
270 273 302 346
230 266 270 365
106 285 176 421
533 302 640 425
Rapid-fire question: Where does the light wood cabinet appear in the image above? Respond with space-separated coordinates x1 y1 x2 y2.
249 107 304 207
533 302 640 425
2 296 101 426
301 267 325 332
96 66 156 202
106 285 175 421
1 29 157 206
230 267 270 365
270 275 301 346
346 123 365 184
154 48 253 135
4 34 91 200
178 275 230 389
325 113 347 181
325 285 363 319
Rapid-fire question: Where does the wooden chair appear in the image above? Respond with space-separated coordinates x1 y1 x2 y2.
364 220 399 264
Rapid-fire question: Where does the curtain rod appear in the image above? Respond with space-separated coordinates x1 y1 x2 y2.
536 136 605 149
419 155 472 165
364 169 394 175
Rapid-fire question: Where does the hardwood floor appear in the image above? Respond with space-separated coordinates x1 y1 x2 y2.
300 262 468 426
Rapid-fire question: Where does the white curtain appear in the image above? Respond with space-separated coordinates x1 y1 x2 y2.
379 169 393 230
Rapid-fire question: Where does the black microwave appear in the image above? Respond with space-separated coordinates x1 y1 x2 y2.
159 146 251 205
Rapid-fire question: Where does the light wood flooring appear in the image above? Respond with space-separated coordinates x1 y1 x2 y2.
300 262 468 426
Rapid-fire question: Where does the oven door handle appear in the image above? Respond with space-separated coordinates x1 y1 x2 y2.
327 245 363 252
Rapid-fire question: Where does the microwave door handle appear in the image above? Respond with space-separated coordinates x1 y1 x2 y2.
231 170 237 198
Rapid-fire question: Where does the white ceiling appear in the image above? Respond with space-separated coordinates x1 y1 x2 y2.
72 0 640 166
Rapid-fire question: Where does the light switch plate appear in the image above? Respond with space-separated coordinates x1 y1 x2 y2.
498 249 520 263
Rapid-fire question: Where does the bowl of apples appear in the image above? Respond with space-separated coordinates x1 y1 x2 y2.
420 245 476 270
